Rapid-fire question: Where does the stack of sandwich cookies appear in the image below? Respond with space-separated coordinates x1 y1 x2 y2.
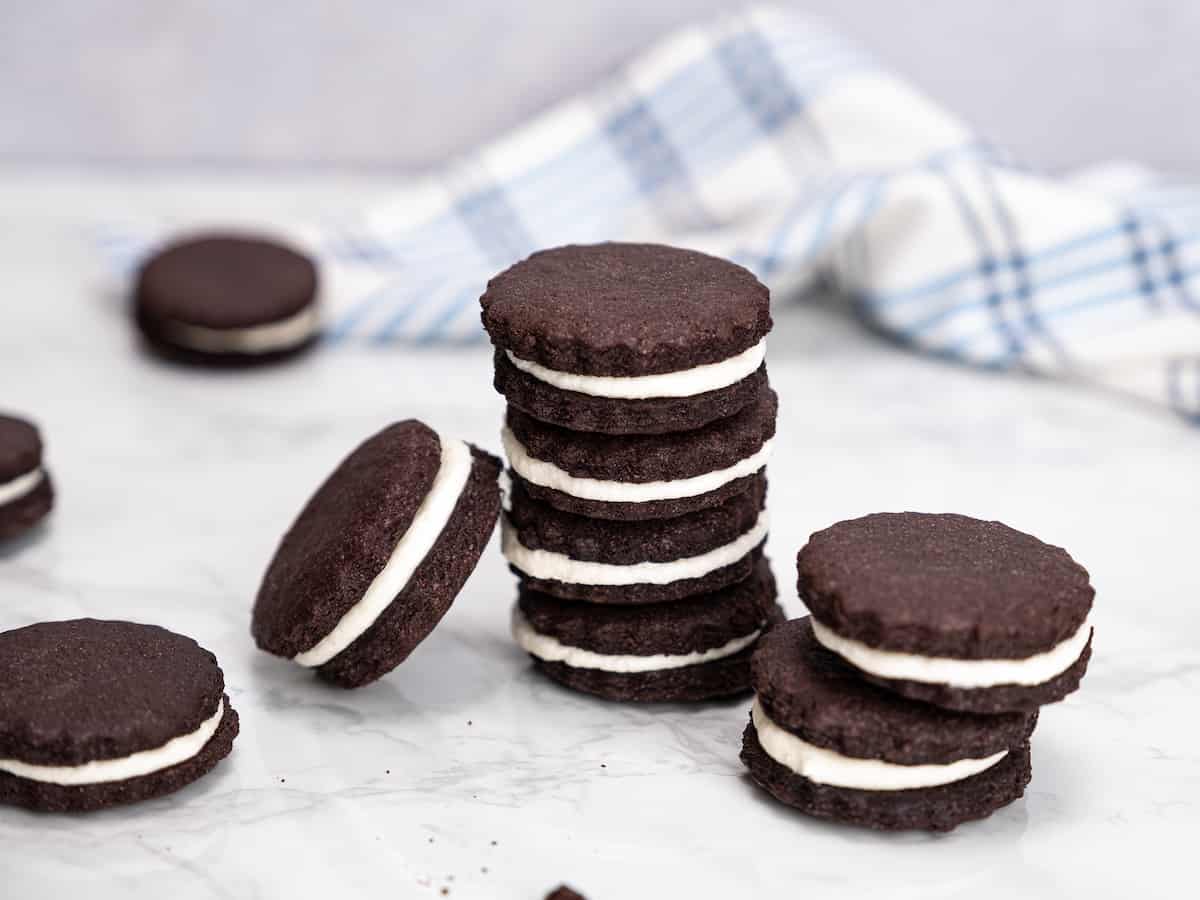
0 413 54 541
0 619 238 813
483 242 779 701
134 233 321 364
253 420 501 688
741 512 1096 831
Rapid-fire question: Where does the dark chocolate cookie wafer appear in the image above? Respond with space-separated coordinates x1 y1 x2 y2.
494 349 769 435
481 243 772 434
797 512 1094 713
253 421 501 688
0 619 238 812
0 413 54 541
503 387 776 521
502 475 767 603
513 557 782 702
135 233 320 364
740 618 1036 831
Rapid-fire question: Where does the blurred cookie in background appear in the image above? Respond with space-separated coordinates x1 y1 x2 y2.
0 412 54 541
134 233 320 364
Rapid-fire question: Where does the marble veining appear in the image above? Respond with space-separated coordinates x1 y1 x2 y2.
0 170 1197 898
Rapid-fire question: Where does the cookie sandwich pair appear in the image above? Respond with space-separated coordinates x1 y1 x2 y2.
742 512 1095 831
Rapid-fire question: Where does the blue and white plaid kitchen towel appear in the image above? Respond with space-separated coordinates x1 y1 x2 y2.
101 5 1200 422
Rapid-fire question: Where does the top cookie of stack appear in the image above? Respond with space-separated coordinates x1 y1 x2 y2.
484 242 771 438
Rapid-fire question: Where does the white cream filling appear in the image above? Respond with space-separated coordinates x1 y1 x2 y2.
501 511 768 586
0 467 43 507
751 699 1006 791
810 617 1093 690
0 699 225 786
162 305 320 354
501 427 772 503
506 339 767 400
293 435 474 667
511 607 761 673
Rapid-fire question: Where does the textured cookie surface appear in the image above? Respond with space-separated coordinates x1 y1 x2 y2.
798 512 1094 659
506 477 766 603
861 637 1094 714
520 559 783 702
315 447 502 688
252 421 501 686
136 234 317 330
0 619 226 766
511 470 765 522
508 387 776 484
534 650 759 703
481 243 771 376
750 619 1036 765
741 723 1032 832
519 557 779 656
494 350 769 435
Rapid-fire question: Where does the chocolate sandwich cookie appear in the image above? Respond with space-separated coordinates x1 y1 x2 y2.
503 387 777 522
502 475 768 603
135 233 320 363
741 618 1036 832
253 421 501 688
512 557 783 702
481 243 772 435
0 413 54 541
0 619 238 812
797 513 1094 714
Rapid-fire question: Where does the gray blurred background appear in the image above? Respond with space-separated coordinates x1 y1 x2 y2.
2 0 1196 172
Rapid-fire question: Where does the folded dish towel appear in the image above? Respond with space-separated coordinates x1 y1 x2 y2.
102 6 1200 422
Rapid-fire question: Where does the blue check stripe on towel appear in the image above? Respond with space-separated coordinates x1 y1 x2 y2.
100 6 1200 422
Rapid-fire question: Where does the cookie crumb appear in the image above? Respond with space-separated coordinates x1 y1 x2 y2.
546 886 585 900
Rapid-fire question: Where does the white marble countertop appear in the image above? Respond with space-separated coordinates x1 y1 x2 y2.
1 168 1197 899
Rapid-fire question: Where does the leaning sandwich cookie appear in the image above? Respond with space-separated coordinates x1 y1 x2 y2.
481 242 772 435
0 620 238 812
512 557 783 702
797 512 1094 714
0 413 54 540
252 421 501 688
740 618 1036 832
134 233 321 363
